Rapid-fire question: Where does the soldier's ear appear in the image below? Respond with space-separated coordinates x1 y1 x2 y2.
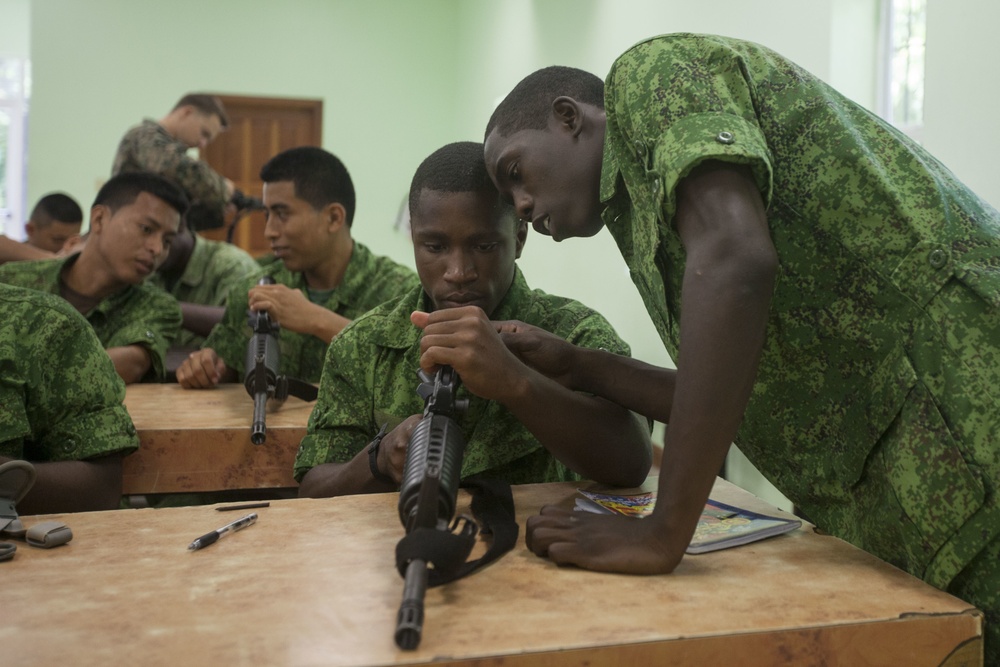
89 204 111 235
552 96 584 138
324 202 347 234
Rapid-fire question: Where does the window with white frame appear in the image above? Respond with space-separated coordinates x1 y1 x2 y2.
0 57 30 239
879 0 926 140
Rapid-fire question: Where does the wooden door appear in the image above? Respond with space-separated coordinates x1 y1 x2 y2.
199 95 323 257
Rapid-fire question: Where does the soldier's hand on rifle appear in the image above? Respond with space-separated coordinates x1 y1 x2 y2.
177 348 227 389
411 307 525 403
248 283 327 336
377 415 422 485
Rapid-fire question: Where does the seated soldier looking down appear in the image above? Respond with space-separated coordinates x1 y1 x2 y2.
177 146 418 388
0 172 185 384
295 141 651 496
0 283 139 514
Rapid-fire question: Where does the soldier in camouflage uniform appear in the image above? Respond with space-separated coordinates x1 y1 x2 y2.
112 93 234 231
484 34 1000 660
150 221 263 350
177 147 418 387
0 172 185 383
0 283 139 514
295 142 650 496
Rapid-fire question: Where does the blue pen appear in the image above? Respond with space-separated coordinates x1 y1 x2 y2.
188 513 258 551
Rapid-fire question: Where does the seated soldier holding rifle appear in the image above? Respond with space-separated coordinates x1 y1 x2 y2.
295 141 651 496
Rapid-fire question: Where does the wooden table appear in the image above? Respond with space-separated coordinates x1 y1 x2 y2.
3 479 981 666
121 384 314 494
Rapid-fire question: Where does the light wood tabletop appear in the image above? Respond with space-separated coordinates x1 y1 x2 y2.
121 383 314 494
3 478 982 666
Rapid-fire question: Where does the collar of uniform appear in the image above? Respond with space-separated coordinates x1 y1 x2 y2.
57 253 134 317
598 131 633 235
277 240 375 310
599 127 621 206
484 265 530 323
334 240 376 309
143 118 174 141
176 235 211 289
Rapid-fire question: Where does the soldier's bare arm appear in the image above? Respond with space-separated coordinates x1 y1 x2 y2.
526 162 777 573
106 345 154 385
298 416 419 498
1 453 123 515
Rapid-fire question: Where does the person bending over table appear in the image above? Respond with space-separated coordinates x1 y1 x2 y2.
483 33 1000 662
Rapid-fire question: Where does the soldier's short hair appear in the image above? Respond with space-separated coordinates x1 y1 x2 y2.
485 66 604 140
29 193 84 228
259 147 357 227
408 142 512 223
94 172 190 217
173 93 230 128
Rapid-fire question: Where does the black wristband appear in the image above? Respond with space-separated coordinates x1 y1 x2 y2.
367 422 395 485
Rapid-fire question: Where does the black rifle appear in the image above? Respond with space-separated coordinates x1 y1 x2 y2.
393 366 471 650
226 190 266 244
243 276 318 444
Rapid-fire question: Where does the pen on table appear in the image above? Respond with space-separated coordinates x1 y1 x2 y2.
216 502 270 512
188 513 258 551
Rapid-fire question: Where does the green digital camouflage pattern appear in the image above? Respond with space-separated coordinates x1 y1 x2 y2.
0 256 182 381
0 284 139 462
295 267 633 484
205 241 418 382
149 235 263 348
601 34 1000 651
112 119 229 219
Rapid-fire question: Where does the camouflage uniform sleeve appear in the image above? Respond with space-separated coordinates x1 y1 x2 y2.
204 244 265 306
542 300 633 358
608 36 774 225
0 260 53 292
102 286 182 381
294 318 379 481
204 276 255 374
3 291 138 461
115 122 229 213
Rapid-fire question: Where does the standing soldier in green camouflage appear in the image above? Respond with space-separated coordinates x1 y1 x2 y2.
112 93 234 232
0 284 139 514
0 172 187 384
176 147 418 388
483 34 1000 660
295 142 650 496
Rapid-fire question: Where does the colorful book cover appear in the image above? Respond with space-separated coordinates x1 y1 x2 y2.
575 490 801 554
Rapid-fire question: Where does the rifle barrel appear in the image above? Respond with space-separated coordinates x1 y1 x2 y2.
394 558 428 649
250 392 268 445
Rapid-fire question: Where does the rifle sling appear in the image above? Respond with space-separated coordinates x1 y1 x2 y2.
284 377 319 402
395 476 518 588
